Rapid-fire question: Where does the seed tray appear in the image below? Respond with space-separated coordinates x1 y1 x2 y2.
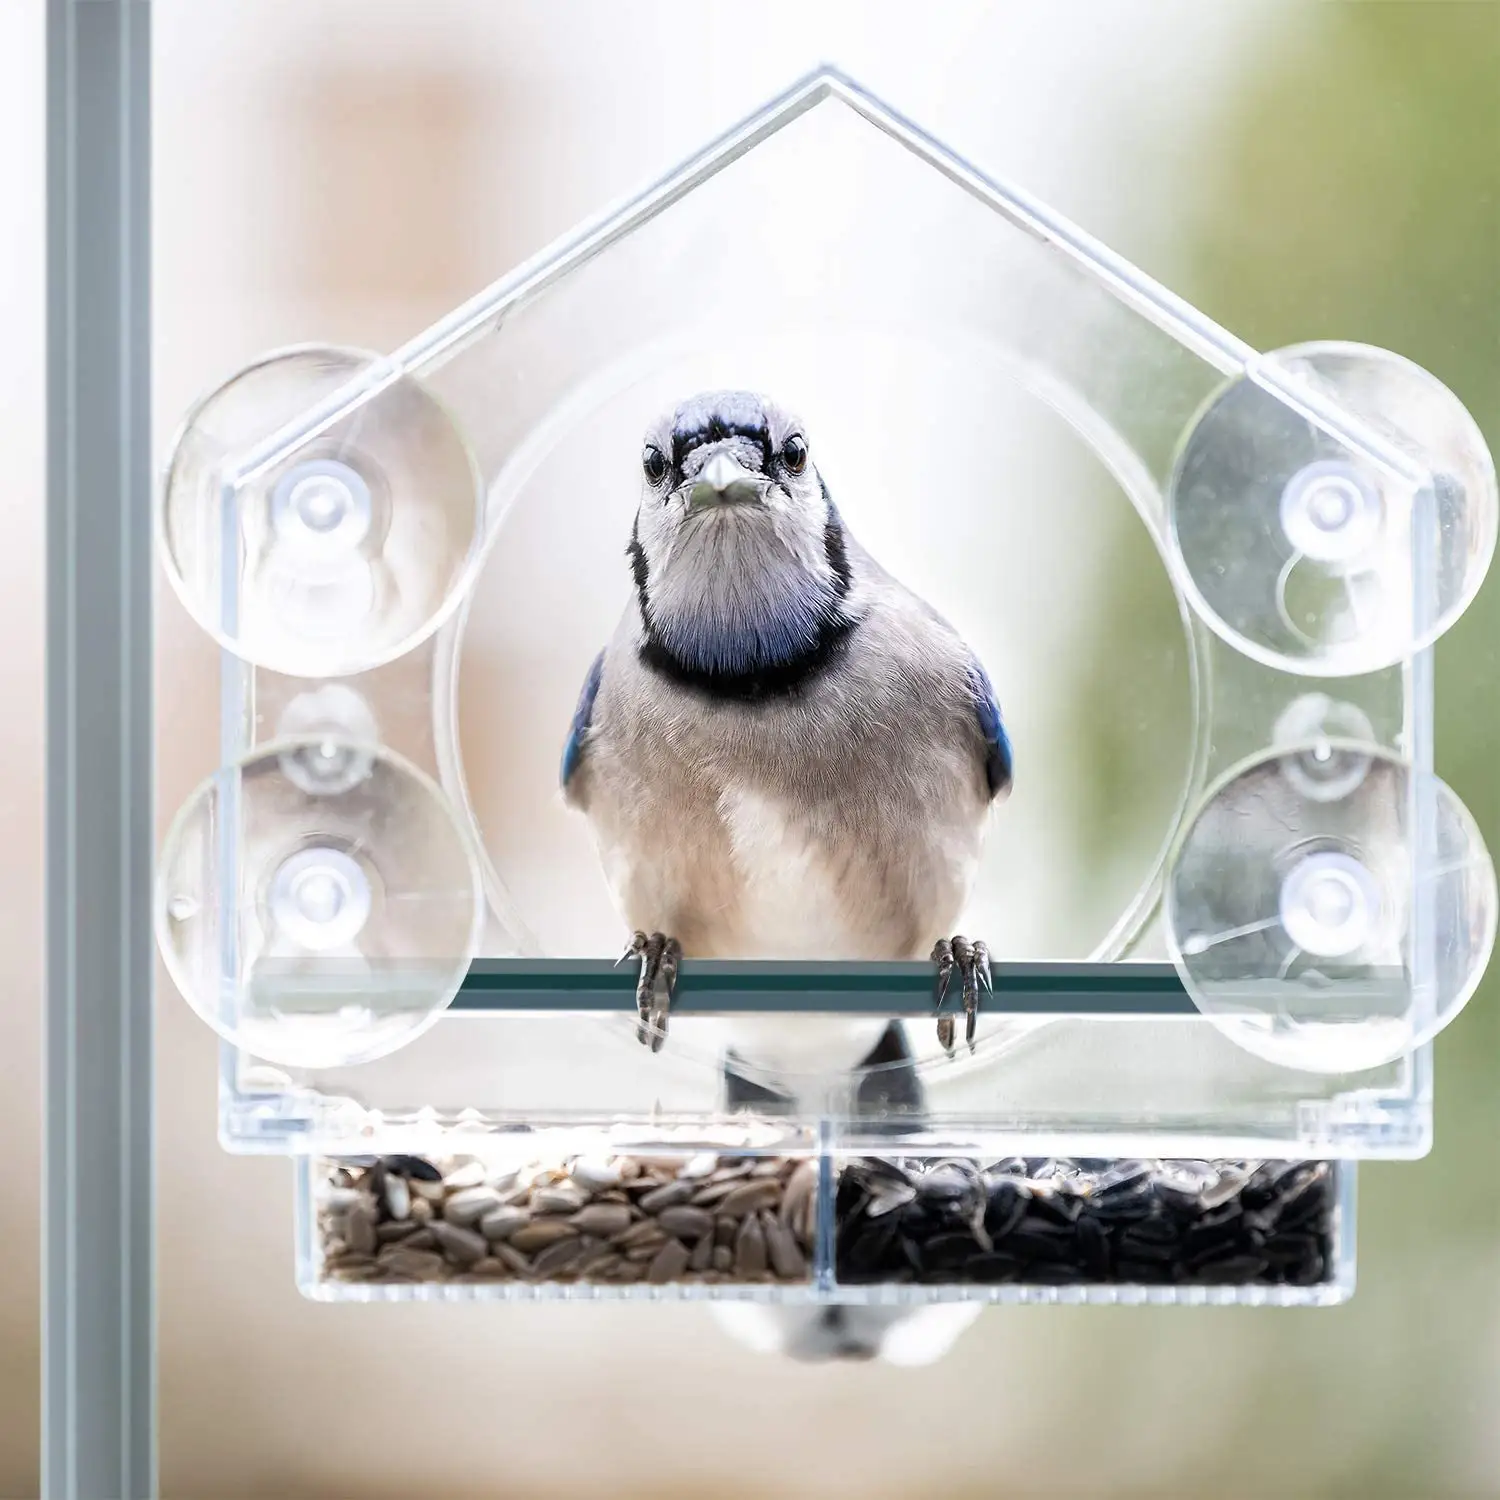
299 1147 1352 1306
156 66 1491 1309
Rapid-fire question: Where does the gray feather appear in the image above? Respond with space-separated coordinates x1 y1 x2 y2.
570 531 991 960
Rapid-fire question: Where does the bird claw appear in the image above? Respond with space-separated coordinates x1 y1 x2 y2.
620 931 681 1052
930 935 991 1056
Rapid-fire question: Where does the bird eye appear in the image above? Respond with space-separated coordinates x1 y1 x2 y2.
781 434 808 474
642 446 668 485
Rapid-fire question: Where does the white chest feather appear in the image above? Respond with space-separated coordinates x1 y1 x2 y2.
712 784 896 1083
717 785 855 957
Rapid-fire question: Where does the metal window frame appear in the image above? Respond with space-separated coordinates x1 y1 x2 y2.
45 3 155 1498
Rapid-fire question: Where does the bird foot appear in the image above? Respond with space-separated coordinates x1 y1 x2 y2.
617 931 681 1052
930 935 991 1055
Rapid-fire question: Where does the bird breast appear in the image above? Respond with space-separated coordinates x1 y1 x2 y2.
715 785 863 958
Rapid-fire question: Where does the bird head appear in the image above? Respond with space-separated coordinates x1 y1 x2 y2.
627 391 853 681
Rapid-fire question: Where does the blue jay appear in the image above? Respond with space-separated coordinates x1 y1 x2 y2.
560 390 1012 1075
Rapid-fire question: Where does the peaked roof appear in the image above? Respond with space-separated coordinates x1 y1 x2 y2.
228 64 1418 494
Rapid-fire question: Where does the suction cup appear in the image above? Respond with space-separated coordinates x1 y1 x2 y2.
1167 342 1497 676
1165 742 1496 1074
159 344 483 677
156 737 484 1069
273 683 381 795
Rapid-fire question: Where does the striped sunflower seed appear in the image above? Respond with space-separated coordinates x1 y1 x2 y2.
638 1180 696 1213
378 1247 445 1279
734 1213 768 1277
614 1220 667 1251
431 1222 487 1267
532 1237 587 1277
569 1203 633 1237
444 1187 503 1227
576 1246 622 1277
375 1220 423 1246
532 1182 590 1215
655 1206 714 1240
647 1239 691 1284
762 1210 807 1279
716 1180 783 1219
509 1220 579 1253
479 1206 531 1242
344 1203 377 1256
494 1243 533 1277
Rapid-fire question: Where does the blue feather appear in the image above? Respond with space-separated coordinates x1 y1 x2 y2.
658 597 830 677
965 655 1012 799
561 649 606 787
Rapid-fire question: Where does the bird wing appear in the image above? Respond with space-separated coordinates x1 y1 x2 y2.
964 652 1013 800
560 648 606 789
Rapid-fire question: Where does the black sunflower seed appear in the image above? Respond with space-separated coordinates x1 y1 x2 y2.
381 1154 442 1183
985 1182 1029 1240
1004 1227 1076 1261
1117 1228 1177 1265
918 1165 975 1201
1121 1214 1181 1248
922 1231 983 1272
1263 1231 1321 1267
842 1215 902 1278
1077 1216 1111 1277
1286 1251 1328 1287
831 1157 1337 1290
1089 1190 1156 1224
1187 1254 1272 1284
1028 1192 1084 1228
961 1253 1024 1283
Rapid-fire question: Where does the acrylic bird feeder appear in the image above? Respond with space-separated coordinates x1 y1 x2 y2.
155 67 1497 1309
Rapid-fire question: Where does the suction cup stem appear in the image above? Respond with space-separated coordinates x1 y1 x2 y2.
1166 743 1496 1074
268 846 373 952
274 685 381 798
269 458 373 564
155 737 484 1069
1277 851 1379 960
1168 342 1497 677
1278 459 1382 566
159 344 484 678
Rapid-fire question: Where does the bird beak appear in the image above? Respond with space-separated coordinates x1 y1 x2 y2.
688 452 765 510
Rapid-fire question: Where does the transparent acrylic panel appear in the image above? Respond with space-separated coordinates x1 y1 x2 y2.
155 69 1497 1175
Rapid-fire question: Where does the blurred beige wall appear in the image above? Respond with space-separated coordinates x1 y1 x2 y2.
0 0 44 1492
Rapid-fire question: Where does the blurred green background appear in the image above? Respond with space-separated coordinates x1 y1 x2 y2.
1064 8 1500 1495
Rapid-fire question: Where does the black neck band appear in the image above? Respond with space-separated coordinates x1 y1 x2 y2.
630 500 857 703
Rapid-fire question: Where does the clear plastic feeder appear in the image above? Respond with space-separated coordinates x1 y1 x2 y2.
153 66 1499 1307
